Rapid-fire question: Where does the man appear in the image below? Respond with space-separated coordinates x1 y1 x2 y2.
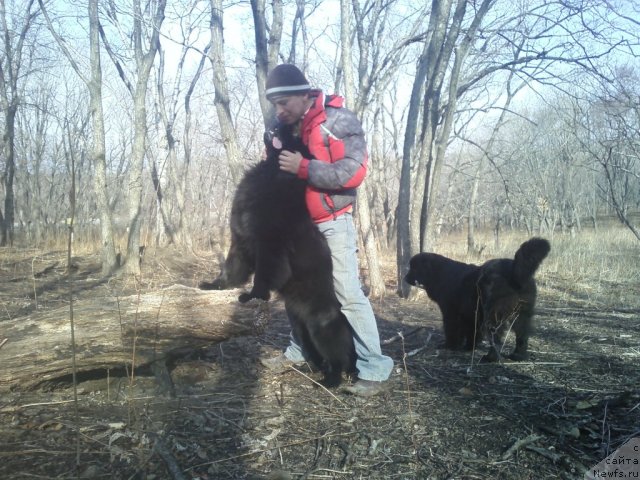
260 64 393 397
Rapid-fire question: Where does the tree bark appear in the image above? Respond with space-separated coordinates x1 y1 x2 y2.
340 0 390 298
0 286 275 392
88 0 118 275
0 0 37 246
398 0 494 295
124 0 167 275
250 0 283 125
209 0 243 183
179 45 209 248
397 23 433 297
39 0 119 274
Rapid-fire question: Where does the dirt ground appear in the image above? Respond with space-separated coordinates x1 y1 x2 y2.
0 245 639 479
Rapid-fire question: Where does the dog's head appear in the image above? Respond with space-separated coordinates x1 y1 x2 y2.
263 125 286 165
263 123 311 166
404 253 438 290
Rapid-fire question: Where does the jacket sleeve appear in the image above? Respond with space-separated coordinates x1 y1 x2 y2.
306 108 368 191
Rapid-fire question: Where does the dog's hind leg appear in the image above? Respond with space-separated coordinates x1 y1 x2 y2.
239 241 291 303
200 241 253 290
480 335 501 362
480 312 505 362
508 316 531 361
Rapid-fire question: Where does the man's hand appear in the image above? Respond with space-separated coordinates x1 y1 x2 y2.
278 150 303 174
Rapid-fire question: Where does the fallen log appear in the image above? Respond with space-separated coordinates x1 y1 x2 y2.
0 285 277 392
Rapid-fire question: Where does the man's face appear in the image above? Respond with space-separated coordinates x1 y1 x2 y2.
271 94 310 125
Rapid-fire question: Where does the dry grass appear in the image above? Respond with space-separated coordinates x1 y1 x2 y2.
427 228 640 311
432 228 638 279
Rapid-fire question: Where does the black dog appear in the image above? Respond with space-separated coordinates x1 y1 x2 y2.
404 238 550 362
199 124 355 387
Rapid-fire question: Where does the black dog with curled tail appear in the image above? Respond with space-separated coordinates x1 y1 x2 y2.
405 237 550 362
199 123 356 388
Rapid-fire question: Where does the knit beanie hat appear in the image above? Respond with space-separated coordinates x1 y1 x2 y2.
265 64 310 100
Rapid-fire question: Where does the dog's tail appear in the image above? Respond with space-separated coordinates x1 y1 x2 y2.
512 237 551 285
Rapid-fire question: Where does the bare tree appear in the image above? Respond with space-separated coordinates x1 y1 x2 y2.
152 3 209 248
207 0 242 184
464 57 528 253
398 0 495 296
39 0 120 274
181 47 209 247
250 0 283 124
339 0 378 296
15 82 95 249
0 0 38 246
100 0 167 275
578 69 640 241
287 0 310 65
150 48 176 247
600 149 640 240
16 85 58 243
87 0 118 273
338 0 425 297
395 0 633 295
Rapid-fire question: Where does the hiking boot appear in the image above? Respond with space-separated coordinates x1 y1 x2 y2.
341 379 388 397
260 354 301 374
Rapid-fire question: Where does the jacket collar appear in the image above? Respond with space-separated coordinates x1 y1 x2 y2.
302 89 326 127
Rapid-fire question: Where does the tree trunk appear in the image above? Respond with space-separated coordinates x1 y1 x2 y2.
0 0 37 246
397 37 431 297
178 47 209 248
209 0 243 184
419 0 473 250
152 46 183 247
0 106 16 246
250 0 283 125
39 0 118 273
0 286 275 392
88 0 118 275
339 0 386 298
399 0 494 290
467 157 483 253
356 187 386 297
125 0 167 275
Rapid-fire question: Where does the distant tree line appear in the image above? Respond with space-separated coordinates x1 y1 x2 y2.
0 0 638 294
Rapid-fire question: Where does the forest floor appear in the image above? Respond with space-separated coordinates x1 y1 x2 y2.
1 234 639 479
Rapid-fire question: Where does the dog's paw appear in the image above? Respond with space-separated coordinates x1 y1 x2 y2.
238 292 253 303
199 279 224 290
480 351 500 363
441 341 465 351
508 351 529 361
319 374 341 389
238 290 270 303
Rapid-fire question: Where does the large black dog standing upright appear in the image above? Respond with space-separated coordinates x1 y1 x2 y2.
199 124 355 388
404 238 550 362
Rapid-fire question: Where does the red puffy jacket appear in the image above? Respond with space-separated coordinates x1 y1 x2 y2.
295 90 368 224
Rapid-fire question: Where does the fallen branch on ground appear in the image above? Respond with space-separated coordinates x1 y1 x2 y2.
502 434 542 460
